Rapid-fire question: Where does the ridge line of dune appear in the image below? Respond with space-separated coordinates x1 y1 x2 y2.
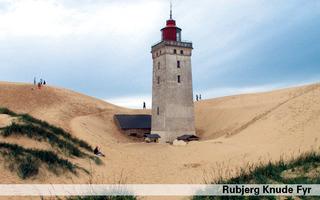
226 84 320 137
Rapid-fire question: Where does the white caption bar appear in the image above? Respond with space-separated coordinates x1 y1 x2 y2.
0 184 319 196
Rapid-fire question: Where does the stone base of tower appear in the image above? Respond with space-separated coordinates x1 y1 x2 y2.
151 130 196 143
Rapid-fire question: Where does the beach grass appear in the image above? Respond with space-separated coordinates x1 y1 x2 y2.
0 142 77 179
193 151 320 200
0 107 101 179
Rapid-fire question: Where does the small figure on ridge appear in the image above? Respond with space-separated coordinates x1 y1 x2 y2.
143 101 146 109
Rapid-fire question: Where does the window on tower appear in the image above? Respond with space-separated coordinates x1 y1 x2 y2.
177 32 181 42
177 75 181 83
157 107 160 115
177 60 180 68
180 50 184 55
158 62 160 69
157 76 160 84
173 49 177 54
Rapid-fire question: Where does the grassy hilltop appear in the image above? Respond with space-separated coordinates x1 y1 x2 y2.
193 150 320 200
0 107 101 179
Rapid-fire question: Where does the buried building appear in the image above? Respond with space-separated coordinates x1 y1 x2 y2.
150 7 196 143
114 114 151 138
113 7 197 144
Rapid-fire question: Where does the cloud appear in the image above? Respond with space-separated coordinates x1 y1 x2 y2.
0 0 12 13
0 0 319 105
0 0 164 39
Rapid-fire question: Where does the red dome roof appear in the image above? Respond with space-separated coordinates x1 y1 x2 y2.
161 18 181 42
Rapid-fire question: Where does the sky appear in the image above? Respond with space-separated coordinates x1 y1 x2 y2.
0 0 319 108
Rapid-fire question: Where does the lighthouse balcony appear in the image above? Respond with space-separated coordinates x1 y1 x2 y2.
151 40 193 51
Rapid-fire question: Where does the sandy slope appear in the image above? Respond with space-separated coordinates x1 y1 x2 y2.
0 81 319 185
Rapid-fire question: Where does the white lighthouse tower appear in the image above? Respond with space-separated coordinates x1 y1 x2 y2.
151 7 195 143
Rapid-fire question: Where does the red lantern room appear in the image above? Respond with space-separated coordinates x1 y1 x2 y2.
161 4 181 42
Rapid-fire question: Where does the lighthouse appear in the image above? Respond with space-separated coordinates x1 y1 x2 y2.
151 6 195 143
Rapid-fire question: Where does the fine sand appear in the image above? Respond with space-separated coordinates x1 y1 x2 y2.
0 81 319 185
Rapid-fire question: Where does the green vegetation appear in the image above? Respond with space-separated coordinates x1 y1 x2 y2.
219 152 320 185
0 142 77 179
1 122 85 157
17 155 39 179
2 122 81 156
193 151 320 200
20 113 93 151
0 107 18 116
0 108 93 152
0 107 101 179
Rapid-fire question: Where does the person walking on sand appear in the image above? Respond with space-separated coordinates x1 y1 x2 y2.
143 102 146 109
37 82 41 89
196 94 199 101
199 94 202 100
43 80 46 85
33 77 36 85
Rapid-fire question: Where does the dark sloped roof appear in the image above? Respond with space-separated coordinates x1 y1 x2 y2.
114 114 151 129
177 134 199 141
144 134 161 139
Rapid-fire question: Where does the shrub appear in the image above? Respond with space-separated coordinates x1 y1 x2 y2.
193 151 320 200
17 155 39 179
20 114 93 151
1 123 83 157
0 107 93 152
0 142 77 178
0 107 17 116
0 107 101 179
0 107 97 161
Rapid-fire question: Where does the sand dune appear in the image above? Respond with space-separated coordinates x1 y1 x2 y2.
0 81 319 184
